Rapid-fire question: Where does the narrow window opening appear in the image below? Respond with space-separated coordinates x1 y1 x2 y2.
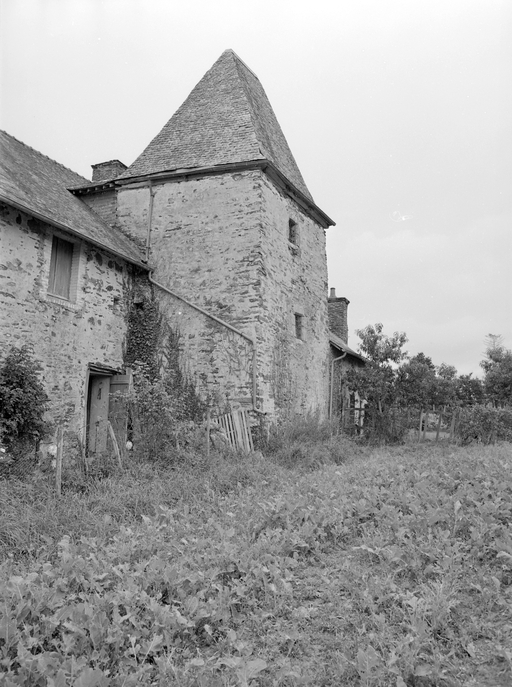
288 219 298 245
295 313 304 340
49 236 74 300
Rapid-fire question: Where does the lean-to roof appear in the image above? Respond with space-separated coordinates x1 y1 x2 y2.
330 332 366 363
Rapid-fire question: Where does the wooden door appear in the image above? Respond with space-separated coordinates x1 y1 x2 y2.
88 376 111 454
108 370 132 458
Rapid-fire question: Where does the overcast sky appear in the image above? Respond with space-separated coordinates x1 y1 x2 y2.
1 0 510 376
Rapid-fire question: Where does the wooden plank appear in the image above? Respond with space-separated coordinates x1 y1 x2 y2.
212 409 255 453
88 376 111 455
227 413 236 447
239 410 249 453
231 409 244 450
222 415 231 446
107 421 123 469
206 408 211 457
243 410 254 451
109 370 132 461
55 425 63 497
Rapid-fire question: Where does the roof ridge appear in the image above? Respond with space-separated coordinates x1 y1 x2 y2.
230 52 264 157
223 49 260 81
0 130 88 184
227 53 313 200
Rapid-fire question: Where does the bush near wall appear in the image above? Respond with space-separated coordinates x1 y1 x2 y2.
0 345 49 477
455 405 512 445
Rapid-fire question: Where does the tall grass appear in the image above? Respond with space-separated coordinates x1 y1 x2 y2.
1 438 511 686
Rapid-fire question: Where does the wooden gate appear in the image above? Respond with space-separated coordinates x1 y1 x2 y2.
211 404 254 453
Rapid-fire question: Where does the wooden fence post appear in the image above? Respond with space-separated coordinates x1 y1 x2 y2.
107 421 123 469
449 409 457 443
55 425 63 497
206 408 211 457
435 412 442 442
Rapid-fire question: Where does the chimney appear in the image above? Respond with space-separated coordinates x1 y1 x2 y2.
91 160 127 183
328 288 349 343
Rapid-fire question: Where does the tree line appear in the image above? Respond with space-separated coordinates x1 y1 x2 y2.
345 325 512 412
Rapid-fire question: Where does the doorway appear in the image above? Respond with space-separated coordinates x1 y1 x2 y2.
86 366 132 458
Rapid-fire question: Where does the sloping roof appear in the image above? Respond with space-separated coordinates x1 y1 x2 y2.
119 50 313 201
0 131 146 267
329 332 366 363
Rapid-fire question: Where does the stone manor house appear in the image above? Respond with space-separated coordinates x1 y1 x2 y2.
0 50 363 455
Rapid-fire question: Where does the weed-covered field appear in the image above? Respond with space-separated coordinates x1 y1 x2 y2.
1 441 511 686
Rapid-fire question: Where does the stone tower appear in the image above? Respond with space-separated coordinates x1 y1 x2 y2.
114 50 335 418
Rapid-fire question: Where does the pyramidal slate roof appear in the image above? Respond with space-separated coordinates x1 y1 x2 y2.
120 50 313 201
0 131 146 266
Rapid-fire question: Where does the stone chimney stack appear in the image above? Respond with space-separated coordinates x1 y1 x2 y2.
91 160 127 183
328 288 349 343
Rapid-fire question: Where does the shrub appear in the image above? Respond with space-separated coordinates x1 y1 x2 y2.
128 341 207 462
343 405 409 445
455 405 512 444
0 345 49 471
259 413 351 467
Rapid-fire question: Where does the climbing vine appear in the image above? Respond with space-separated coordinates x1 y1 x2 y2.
124 286 206 461
125 290 162 380
160 328 207 423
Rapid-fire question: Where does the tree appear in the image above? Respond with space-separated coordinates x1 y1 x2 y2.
480 334 512 407
455 374 484 407
480 334 505 374
356 323 408 365
346 323 408 412
396 353 436 408
437 363 457 381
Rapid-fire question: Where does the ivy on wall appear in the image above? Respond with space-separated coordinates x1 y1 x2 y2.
125 288 162 381
125 283 206 423
161 328 207 422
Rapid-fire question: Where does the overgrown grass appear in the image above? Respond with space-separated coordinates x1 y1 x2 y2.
1 440 511 686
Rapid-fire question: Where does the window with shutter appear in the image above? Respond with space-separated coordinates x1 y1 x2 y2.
48 236 74 300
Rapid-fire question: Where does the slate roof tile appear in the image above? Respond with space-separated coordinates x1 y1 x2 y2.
120 50 313 200
330 332 366 363
0 131 146 266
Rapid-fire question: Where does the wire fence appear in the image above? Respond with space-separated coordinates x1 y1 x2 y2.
339 402 512 445
2 404 510 486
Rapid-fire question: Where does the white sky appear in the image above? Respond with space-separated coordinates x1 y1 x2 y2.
1 0 510 376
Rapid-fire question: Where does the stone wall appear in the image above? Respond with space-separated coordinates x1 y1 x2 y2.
258 174 330 418
116 168 330 418
117 171 261 411
0 203 131 442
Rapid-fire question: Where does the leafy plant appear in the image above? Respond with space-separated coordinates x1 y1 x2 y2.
1 439 511 686
481 334 512 407
127 332 207 462
456 404 512 444
0 345 49 465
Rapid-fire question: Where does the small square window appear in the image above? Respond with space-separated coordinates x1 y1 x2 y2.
48 236 75 300
288 219 298 245
294 313 304 340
